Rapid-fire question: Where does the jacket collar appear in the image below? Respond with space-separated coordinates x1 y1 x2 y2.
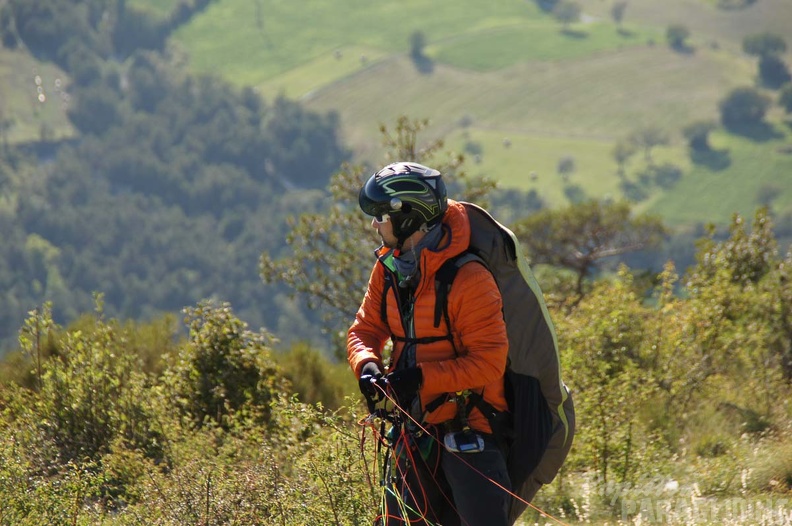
376 200 470 290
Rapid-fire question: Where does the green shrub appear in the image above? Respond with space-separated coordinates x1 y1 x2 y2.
164 301 290 430
276 341 357 410
18 299 166 465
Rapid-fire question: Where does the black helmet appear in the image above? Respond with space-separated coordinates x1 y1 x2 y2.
359 162 448 244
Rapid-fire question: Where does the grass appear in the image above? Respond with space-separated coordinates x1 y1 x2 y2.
432 21 659 71
644 127 792 226
445 127 625 207
254 45 389 101
172 0 548 86
304 43 754 145
127 0 183 19
0 49 74 143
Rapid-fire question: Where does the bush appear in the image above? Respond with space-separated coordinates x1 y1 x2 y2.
164 301 289 429
276 342 355 410
17 300 167 465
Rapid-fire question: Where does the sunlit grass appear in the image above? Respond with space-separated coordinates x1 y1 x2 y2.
432 21 659 71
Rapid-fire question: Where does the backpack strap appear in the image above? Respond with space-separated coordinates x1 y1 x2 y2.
433 251 485 329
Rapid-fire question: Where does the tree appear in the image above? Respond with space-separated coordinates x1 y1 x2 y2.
553 1 581 30
666 24 690 51
628 126 669 164
409 30 426 60
9 0 95 64
719 86 771 129
742 32 787 58
758 54 792 89
682 120 717 151
645 162 683 190
756 183 782 207
112 4 168 58
409 30 433 73
611 141 635 177
611 1 628 28
0 109 14 152
0 4 18 48
511 200 667 298
780 83 792 113
560 267 657 484
67 84 123 135
557 154 575 181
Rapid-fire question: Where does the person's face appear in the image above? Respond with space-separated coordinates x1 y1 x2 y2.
371 214 398 249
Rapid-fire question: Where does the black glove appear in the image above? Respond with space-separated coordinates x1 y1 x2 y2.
358 362 384 412
385 367 423 403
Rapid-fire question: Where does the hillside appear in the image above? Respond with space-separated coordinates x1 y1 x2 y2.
154 0 792 230
5 0 791 229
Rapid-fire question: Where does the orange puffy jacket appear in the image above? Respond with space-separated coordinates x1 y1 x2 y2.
348 200 509 433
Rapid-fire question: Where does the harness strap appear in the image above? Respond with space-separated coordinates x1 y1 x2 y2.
424 393 451 414
380 251 510 439
380 272 394 325
390 334 452 345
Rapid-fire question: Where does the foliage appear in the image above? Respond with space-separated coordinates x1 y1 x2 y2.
682 120 717 151
665 24 691 51
553 1 581 29
780 83 792 113
611 1 628 27
2 207 792 523
556 208 792 502
560 267 660 483
275 341 356 410
0 0 351 350
742 32 787 58
690 207 777 286
512 200 667 297
628 126 670 164
719 86 772 130
8 0 100 65
163 301 288 430
0 298 378 524
758 54 792 89
611 140 636 177
11 298 167 467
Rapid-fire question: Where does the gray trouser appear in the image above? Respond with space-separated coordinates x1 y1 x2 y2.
382 430 511 526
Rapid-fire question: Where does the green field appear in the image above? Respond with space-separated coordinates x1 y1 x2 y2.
644 128 792 226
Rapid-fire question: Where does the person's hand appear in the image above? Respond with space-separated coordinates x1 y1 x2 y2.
358 362 383 412
385 367 423 403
